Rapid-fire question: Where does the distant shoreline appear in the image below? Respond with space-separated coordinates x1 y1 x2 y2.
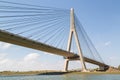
0 71 120 76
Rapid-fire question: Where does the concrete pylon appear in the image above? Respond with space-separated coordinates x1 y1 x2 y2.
64 59 69 71
64 8 87 72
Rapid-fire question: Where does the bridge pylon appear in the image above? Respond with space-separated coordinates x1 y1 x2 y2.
64 8 87 72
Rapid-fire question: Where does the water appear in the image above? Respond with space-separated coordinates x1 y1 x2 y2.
0 74 120 80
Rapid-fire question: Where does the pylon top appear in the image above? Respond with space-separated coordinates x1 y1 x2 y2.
71 8 74 11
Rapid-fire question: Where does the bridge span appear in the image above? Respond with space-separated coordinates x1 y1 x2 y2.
0 30 108 69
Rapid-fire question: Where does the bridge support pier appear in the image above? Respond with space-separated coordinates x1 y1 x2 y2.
99 65 109 71
99 66 105 71
64 8 87 72
64 59 69 71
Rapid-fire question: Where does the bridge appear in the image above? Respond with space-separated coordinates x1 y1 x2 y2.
0 1 109 72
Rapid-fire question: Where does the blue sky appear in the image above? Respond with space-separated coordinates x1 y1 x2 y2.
0 0 120 71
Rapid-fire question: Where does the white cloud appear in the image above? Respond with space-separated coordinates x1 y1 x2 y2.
0 53 42 71
0 52 64 71
24 53 40 61
104 41 111 46
0 53 9 64
0 53 7 60
109 56 119 60
0 42 12 49
0 59 9 64
107 56 120 67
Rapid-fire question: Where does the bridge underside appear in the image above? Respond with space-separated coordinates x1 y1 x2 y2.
0 30 108 69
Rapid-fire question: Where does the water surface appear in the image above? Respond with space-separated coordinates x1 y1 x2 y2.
0 74 120 80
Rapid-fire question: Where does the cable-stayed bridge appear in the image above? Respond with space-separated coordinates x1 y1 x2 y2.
0 1 109 72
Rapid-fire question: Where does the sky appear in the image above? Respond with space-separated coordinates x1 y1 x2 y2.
0 0 120 71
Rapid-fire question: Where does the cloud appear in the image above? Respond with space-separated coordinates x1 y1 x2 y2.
109 56 119 60
24 53 40 61
0 53 9 64
104 41 111 46
0 42 12 49
0 53 7 60
0 53 41 71
0 52 64 71
107 56 120 67
0 59 9 64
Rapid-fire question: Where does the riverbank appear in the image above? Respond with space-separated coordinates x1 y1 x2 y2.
67 71 120 75
0 67 120 76
0 70 64 76
0 72 120 80
0 70 120 76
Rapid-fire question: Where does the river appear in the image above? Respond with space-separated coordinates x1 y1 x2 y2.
0 74 120 80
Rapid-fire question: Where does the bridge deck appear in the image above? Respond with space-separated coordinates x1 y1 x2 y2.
0 30 107 67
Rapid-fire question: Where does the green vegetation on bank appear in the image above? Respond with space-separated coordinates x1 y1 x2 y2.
0 70 120 76
0 70 62 76
0 66 120 76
